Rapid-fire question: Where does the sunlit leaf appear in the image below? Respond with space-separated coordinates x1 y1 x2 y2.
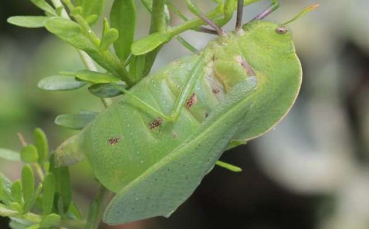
38 75 86 91
75 70 120 84
55 111 98 130
11 181 22 206
0 148 20 161
7 16 50 28
30 0 56 15
131 32 170 55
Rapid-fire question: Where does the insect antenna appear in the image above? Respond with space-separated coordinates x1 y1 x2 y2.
184 0 225 36
235 0 244 31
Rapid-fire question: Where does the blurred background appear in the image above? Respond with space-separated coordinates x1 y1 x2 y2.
1 0 369 229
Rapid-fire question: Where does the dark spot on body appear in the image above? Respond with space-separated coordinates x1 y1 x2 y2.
276 26 288 34
212 88 220 94
108 137 120 145
205 112 209 118
240 59 255 76
149 117 163 129
186 93 197 108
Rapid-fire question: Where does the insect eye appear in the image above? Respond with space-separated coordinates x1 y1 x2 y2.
275 26 288 34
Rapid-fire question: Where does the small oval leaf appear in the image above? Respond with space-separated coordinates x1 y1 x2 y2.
99 29 119 51
21 145 39 163
75 70 120 84
0 148 20 161
42 173 56 215
30 0 56 15
75 0 106 25
11 180 23 206
40 213 61 228
21 165 35 213
131 32 170 55
38 75 86 91
7 16 50 28
45 18 95 51
34 128 49 164
88 82 125 98
55 111 98 130
110 0 136 61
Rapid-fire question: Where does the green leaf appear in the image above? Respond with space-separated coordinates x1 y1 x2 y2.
38 75 86 91
25 225 40 229
224 0 237 20
8 218 34 229
66 202 83 220
110 0 136 61
0 148 20 161
140 0 170 24
7 16 50 28
1 173 13 205
20 145 39 164
88 82 125 98
21 165 35 213
39 213 61 228
42 173 55 215
11 181 22 206
45 17 95 51
0 175 2 202
75 0 106 25
55 111 98 130
99 28 119 52
131 32 170 55
49 157 72 213
34 128 48 164
10 202 23 213
75 70 120 84
30 0 56 15
129 55 146 82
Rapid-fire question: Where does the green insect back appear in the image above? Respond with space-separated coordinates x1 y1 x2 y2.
54 2 318 225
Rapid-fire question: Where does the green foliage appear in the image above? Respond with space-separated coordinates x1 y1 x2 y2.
110 0 136 62
34 128 49 165
37 75 86 91
0 148 21 161
21 165 35 213
74 0 105 25
7 16 50 28
55 111 98 130
21 145 39 164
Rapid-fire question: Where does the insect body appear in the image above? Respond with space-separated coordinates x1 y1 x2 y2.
56 20 301 224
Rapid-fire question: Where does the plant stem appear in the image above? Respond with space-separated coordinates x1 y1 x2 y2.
86 186 113 229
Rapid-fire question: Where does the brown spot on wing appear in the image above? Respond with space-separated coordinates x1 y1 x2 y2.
149 117 163 129
108 137 120 145
240 59 255 76
212 88 220 94
186 93 197 108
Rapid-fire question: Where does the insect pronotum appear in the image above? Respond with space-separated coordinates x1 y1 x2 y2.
55 0 318 225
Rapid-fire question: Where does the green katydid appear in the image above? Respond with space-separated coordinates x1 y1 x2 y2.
55 0 318 225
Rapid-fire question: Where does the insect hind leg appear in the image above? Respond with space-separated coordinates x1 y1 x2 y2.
252 0 280 21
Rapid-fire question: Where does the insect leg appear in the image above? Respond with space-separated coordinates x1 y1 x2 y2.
184 0 225 36
112 84 172 121
168 57 206 121
215 160 242 172
235 0 244 31
252 0 279 20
